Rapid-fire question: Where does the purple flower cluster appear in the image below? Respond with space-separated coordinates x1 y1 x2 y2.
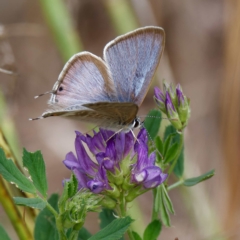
63 128 167 197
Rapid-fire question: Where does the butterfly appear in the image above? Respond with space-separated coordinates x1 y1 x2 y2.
31 26 165 132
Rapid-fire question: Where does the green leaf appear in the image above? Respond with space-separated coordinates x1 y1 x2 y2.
132 231 142 240
143 220 161 240
0 225 11 240
58 182 69 212
0 148 36 194
157 186 171 227
13 197 46 210
154 185 174 216
88 216 133 240
162 186 174 214
184 170 215 187
163 127 184 177
23 148 48 198
58 174 78 214
163 125 176 141
143 110 162 140
164 142 179 164
159 199 170 227
99 208 117 229
34 194 59 240
173 147 184 177
163 133 175 156
78 227 92 240
68 174 78 198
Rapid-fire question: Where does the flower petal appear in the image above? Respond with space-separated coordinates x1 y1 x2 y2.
143 166 168 189
148 152 156 166
115 132 125 162
154 86 165 102
105 138 117 161
63 152 80 170
176 84 185 107
73 168 89 189
134 141 148 171
134 169 147 183
87 180 105 193
134 128 148 153
124 131 134 156
100 128 115 142
75 134 98 176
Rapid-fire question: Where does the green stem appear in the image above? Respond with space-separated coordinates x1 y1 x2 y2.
119 192 135 240
0 127 37 234
46 202 67 240
128 199 145 236
56 216 67 240
104 0 138 34
167 133 184 178
69 230 79 240
46 201 58 218
38 0 82 61
151 188 158 221
0 177 33 240
119 192 126 218
167 179 184 191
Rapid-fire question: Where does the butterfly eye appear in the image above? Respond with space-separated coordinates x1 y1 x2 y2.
58 86 63 92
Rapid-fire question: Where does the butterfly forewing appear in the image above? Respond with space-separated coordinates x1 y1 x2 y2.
48 52 117 111
103 26 165 106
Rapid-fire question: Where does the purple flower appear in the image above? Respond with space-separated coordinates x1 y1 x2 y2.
132 131 168 189
63 128 167 195
154 87 166 113
154 87 165 103
165 91 176 118
176 84 185 107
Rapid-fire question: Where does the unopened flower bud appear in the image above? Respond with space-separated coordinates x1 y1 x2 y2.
154 83 191 131
176 84 190 126
165 92 182 130
154 87 166 113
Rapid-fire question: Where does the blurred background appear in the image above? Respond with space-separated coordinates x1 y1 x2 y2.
0 0 239 239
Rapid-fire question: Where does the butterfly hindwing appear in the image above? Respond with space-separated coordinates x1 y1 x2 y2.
42 102 138 130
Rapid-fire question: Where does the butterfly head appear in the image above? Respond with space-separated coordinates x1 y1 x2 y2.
121 116 143 133
132 117 143 129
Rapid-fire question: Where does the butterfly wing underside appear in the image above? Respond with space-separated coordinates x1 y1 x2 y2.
40 51 139 129
47 52 117 111
42 102 138 129
103 26 165 106
35 27 164 130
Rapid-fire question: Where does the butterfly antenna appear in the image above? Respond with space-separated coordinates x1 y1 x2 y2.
34 91 53 99
130 129 139 143
141 114 179 123
106 128 123 142
29 116 44 121
142 122 163 160
141 114 167 120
